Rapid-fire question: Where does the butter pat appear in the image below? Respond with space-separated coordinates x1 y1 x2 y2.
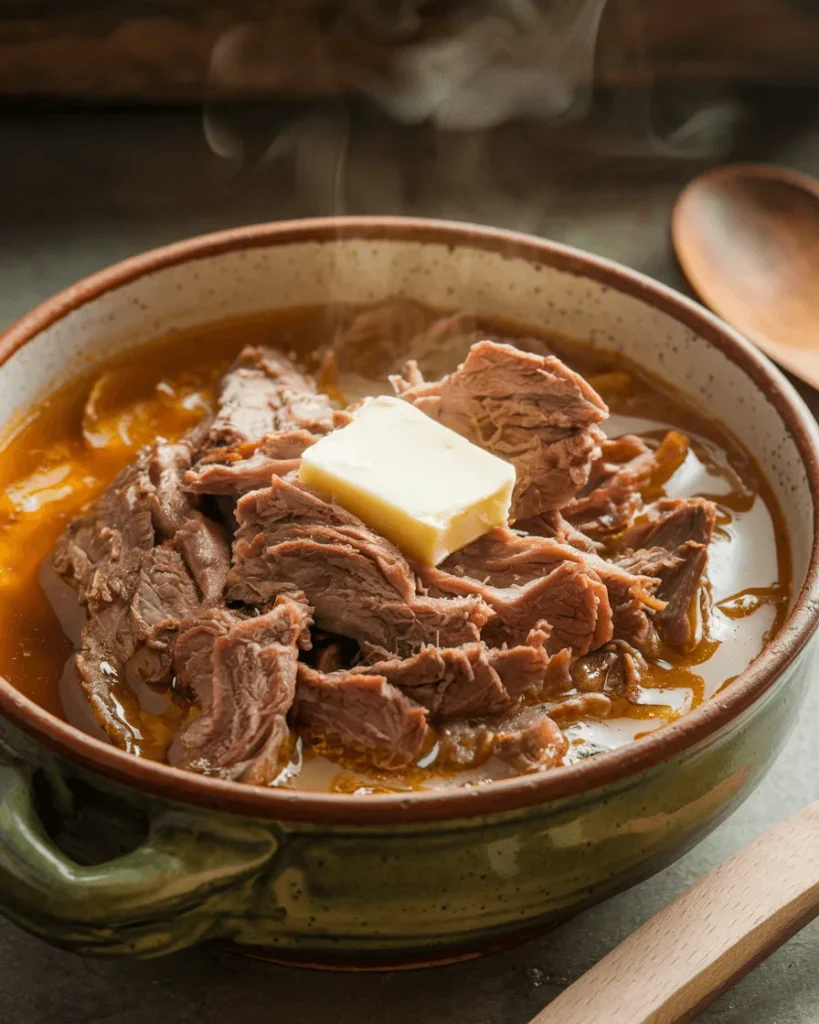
299 396 515 566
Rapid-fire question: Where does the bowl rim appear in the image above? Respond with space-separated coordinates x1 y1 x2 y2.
1 214 817 826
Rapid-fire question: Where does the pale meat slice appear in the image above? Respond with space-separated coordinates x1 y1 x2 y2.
437 706 569 773
185 429 319 496
392 340 608 519
617 497 717 648
52 441 231 750
204 345 335 449
515 510 600 552
173 595 311 783
418 526 661 654
295 663 430 769
227 476 493 654
562 431 690 540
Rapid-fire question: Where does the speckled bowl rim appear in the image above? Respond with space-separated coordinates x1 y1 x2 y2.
1 216 818 826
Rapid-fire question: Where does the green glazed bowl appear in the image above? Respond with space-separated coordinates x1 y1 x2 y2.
0 218 816 966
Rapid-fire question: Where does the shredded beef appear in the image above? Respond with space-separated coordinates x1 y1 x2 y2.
185 429 318 496
356 644 512 718
515 510 600 552
228 475 493 652
547 692 613 725
174 595 311 782
563 431 690 539
438 706 569 773
392 341 608 518
420 526 660 652
620 496 716 551
617 498 717 648
53 441 230 749
296 663 430 768
206 345 335 449
572 640 648 700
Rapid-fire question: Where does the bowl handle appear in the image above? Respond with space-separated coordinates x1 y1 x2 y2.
0 758 278 957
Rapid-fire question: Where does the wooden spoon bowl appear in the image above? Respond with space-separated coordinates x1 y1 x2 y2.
672 163 819 388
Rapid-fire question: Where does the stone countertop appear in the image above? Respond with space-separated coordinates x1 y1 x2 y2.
0 91 818 1024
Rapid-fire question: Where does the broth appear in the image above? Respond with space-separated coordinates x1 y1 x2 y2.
0 307 791 793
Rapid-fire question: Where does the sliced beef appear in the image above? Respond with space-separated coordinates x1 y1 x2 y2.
515 510 599 553
174 595 311 783
617 498 717 649
332 299 433 377
421 526 661 652
185 429 318 496
335 302 551 384
206 345 335 448
563 431 689 540
53 450 157 611
355 628 560 715
228 475 493 653
392 341 608 518
174 515 233 605
547 691 613 725
52 441 230 749
491 638 573 700
356 643 511 718
295 663 430 769
437 706 569 773
619 543 707 649
620 495 716 551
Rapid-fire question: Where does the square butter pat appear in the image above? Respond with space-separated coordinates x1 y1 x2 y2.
299 395 515 566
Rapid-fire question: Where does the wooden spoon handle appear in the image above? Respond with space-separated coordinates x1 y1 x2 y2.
530 800 819 1024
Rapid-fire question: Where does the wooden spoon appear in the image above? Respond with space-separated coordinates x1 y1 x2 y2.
672 163 819 389
530 800 819 1024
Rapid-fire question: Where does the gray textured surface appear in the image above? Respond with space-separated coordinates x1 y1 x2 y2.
0 93 818 1023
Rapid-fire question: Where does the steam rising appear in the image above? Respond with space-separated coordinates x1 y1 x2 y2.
202 0 743 246
371 0 608 130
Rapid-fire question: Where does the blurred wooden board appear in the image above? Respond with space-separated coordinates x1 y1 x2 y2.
0 0 818 101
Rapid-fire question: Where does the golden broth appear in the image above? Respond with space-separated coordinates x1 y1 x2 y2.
0 307 792 792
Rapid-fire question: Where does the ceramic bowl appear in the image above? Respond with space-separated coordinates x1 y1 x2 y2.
0 218 817 965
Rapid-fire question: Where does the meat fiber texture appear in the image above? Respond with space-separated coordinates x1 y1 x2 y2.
54 332 717 782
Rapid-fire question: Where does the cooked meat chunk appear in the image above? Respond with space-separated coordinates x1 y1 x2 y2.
618 498 717 648
228 476 493 652
491 638 573 699
185 429 318 496
515 510 600 552
356 627 560 714
296 663 430 769
437 707 569 773
356 643 511 718
206 345 335 448
620 495 716 551
563 431 689 539
393 341 608 518
332 299 433 377
52 441 230 749
547 692 613 725
420 526 661 652
174 595 311 782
